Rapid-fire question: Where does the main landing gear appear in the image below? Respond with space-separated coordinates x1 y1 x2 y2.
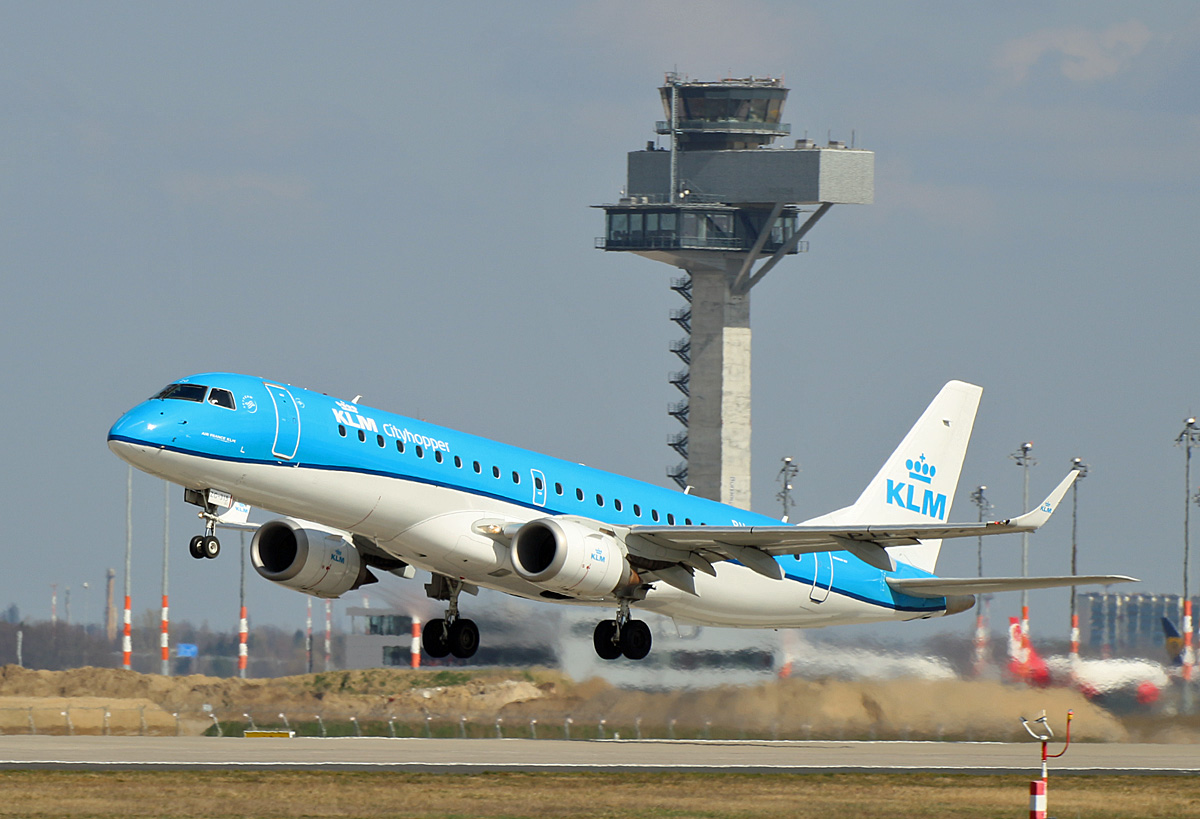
188 519 220 560
422 576 480 660
593 599 652 661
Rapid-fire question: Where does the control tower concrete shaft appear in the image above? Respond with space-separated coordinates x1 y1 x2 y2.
597 75 872 510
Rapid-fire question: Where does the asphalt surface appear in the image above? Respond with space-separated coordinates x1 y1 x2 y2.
1 736 1198 774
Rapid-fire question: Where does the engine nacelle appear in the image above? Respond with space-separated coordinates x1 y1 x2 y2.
251 519 375 599
510 517 631 597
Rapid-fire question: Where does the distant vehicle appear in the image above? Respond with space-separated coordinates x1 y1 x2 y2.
1006 617 1169 707
109 374 1135 663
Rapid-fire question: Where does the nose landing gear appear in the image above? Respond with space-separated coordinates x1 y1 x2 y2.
593 599 652 661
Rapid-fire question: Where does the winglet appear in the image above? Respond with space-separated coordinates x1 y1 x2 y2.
1004 470 1079 531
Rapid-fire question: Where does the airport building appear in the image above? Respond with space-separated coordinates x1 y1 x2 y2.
1077 592 1194 658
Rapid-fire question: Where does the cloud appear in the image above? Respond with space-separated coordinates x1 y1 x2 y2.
996 20 1153 84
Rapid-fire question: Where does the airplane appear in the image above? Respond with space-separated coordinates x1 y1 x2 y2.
1006 617 1169 708
107 374 1136 662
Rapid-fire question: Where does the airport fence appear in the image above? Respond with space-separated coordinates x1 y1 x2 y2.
0 703 988 742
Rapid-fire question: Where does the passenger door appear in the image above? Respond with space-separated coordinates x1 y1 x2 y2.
264 383 300 460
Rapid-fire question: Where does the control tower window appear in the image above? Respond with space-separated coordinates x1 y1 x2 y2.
628 212 643 243
608 213 628 243
660 212 676 233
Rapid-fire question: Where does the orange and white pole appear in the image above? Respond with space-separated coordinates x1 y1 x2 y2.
122 594 132 670
1069 613 1080 661
238 532 248 679
973 605 989 677
123 467 133 670
411 615 421 669
160 594 170 675
1185 598 1194 684
237 604 248 677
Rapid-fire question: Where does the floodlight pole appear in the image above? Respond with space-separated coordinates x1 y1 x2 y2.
969 485 992 677
1010 443 1036 642
1176 418 1200 705
1069 458 1088 661
776 457 799 522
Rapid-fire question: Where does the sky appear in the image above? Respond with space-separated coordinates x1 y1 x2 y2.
1 2 1198 649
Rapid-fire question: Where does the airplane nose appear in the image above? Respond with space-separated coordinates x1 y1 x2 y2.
107 403 176 463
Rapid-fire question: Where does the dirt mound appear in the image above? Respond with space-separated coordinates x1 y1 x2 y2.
497 677 1126 742
0 665 1133 741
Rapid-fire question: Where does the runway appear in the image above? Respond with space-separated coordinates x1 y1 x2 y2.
1 736 1197 775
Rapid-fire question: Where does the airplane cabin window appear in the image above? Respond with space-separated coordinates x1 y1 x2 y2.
575 488 584 501
492 466 500 478
555 482 563 495
651 510 660 522
435 451 443 463
377 435 385 447
512 471 520 484
397 441 405 453
357 430 366 442
338 425 346 437
416 446 424 458
473 461 482 473
633 504 641 517
153 383 208 402
535 476 544 490
667 513 675 525
454 455 462 468
208 388 236 409
614 499 622 512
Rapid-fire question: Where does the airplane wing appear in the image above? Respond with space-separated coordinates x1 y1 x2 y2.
625 471 1081 577
885 575 1138 598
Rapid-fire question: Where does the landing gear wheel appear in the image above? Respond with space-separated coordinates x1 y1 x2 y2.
189 535 205 559
201 535 221 559
447 618 480 659
619 619 652 660
422 618 451 659
593 620 622 660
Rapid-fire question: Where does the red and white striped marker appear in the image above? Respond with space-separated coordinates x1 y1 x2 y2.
1028 779 1046 819
160 594 170 673
237 604 248 677
122 594 133 669
411 616 421 669
1069 612 1080 660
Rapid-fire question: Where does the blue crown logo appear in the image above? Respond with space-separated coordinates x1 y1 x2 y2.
905 454 936 484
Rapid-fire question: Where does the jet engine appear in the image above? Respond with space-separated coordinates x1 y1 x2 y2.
510 517 632 596
251 519 376 599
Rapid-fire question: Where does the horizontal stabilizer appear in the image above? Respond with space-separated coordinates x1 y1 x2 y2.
887 574 1138 599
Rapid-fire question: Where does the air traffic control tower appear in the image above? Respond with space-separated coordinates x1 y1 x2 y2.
596 74 873 510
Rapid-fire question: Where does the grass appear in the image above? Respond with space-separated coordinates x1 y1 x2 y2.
0 771 1198 818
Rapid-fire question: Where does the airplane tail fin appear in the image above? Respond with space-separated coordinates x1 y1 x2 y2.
1163 617 1185 666
806 381 982 573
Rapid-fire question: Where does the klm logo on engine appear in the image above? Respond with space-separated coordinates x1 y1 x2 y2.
886 453 947 520
331 548 346 565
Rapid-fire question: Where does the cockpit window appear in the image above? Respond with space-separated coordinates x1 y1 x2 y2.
152 383 208 402
208 388 236 410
